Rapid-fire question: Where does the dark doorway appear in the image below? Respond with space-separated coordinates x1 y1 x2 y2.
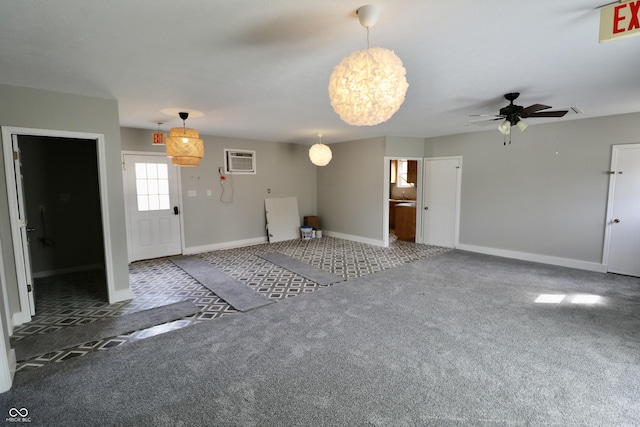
18 136 108 310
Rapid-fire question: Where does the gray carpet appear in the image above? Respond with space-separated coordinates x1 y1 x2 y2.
258 252 345 285
2 250 640 426
171 255 273 311
13 300 200 362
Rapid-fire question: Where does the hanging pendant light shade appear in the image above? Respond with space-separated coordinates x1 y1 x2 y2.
166 112 204 167
309 133 332 166
328 5 408 126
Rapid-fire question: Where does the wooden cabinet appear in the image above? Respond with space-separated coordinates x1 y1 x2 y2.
395 204 416 241
407 160 417 184
389 201 402 228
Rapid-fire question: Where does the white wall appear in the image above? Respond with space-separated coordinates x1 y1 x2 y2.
317 137 386 244
424 112 640 267
385 136 425 158
121 127 317 251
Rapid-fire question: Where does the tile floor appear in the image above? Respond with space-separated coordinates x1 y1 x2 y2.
11 236 450 371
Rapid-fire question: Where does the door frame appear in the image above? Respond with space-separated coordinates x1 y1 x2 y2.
602 143 640 269
122 151 184 263
422 156 462 248
1 126 118 326
382 156 423 247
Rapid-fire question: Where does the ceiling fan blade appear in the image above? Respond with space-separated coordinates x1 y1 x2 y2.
525 110 569 118
467 117 504 126
467 116 503 123
519 104 551 116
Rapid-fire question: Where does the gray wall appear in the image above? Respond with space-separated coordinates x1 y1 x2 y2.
385 136 425 158
19 136 105 275
0 84 130 323
121 127 317 249
424 112 640 264
317 137 386 242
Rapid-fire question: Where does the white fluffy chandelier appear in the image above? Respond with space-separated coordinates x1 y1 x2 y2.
328 5 408 126
309 133 332 166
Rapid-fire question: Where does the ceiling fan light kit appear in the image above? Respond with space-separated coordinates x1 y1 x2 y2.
498 120 511 135
515 120 528 132
471 92 569 144
328 5 409 126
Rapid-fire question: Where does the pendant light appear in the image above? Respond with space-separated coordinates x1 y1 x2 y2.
166 112 204 167
328 5 409 126
309 133 332 166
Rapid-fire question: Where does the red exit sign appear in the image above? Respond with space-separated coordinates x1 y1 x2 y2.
152 132 165 145
600 0 640 42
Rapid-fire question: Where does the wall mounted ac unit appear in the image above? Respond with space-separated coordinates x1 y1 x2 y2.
224 149 256 174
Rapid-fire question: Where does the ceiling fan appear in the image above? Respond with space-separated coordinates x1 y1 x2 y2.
469 92 569 137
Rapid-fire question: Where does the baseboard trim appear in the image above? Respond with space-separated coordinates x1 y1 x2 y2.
8 348 15 381
184 237 269 255
0 348 15 394
11 310 30 329
457 244 608 273
323 231 385 247
110 288 133 304
33 263 104 279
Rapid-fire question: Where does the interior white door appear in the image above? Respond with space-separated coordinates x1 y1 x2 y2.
606 145 640 277
12 135 36 315
124 154 182 261
422 157 461 248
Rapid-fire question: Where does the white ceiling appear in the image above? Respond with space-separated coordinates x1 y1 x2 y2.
1 0 639 145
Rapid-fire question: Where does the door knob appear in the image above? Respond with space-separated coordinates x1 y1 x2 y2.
173 206 180 215
424 207 429 211
613 218 621 223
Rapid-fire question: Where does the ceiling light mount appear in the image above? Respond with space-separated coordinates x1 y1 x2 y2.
356 5 379 28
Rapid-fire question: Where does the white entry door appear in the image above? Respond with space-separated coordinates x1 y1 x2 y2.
422 157 462 248
124 154 182 261
606 144 640 277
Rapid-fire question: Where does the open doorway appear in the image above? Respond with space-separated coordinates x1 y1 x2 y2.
2 127 119 327
19 136 108 311
383 157 422 246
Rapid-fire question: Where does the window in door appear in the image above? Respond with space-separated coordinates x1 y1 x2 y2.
135 163 170 211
